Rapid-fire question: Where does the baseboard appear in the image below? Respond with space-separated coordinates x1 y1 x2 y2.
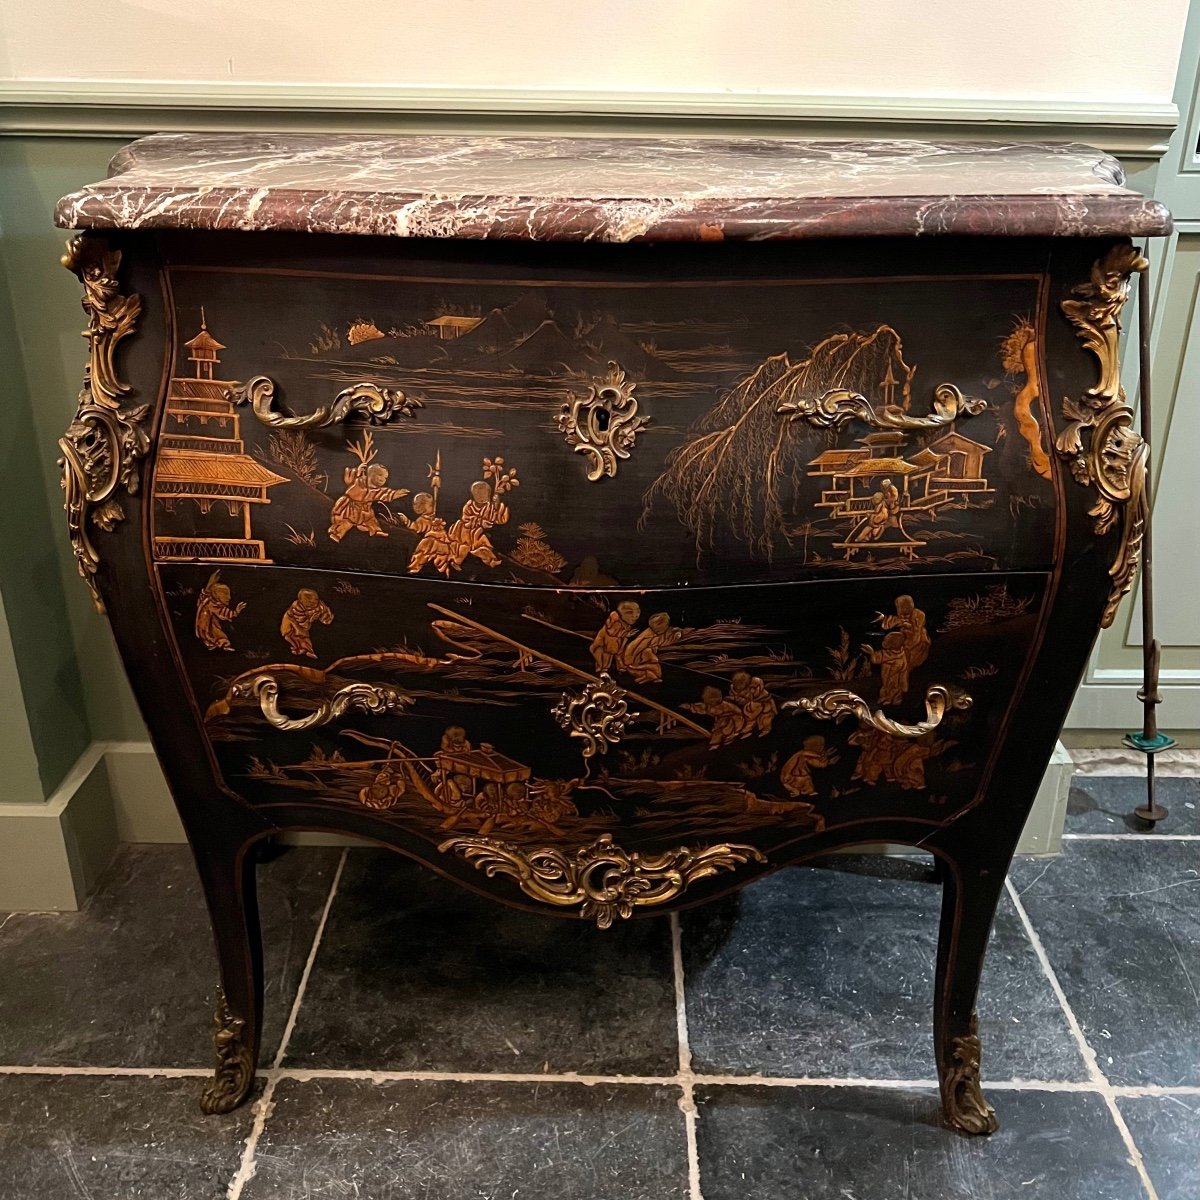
102 742 185 844
0 744 119 911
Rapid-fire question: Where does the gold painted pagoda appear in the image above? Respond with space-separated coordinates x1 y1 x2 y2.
153 314 287 562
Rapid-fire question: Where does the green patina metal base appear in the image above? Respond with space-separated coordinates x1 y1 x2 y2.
1122 731 1177 754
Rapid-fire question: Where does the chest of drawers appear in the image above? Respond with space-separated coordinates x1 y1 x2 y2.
54 134 1169 1134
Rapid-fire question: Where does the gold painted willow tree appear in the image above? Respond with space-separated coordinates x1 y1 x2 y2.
641 325 914 561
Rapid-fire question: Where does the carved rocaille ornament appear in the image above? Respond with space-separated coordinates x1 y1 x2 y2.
782 684 972 738
58 236 148 612
1058 243 1149 628
557 361 650 481
440 832 766 928
553 672 640 758
227 375 422 429
199 989 254 1115
777 382 987 431
941 1012 999 1135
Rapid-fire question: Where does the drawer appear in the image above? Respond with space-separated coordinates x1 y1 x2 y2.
159 562 1048 911
149 245 1060 590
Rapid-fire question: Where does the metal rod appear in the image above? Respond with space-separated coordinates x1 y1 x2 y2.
1128 254 1172 824
1137 264 1156 738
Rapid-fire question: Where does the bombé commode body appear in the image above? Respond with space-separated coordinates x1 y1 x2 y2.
54 134 1170 1133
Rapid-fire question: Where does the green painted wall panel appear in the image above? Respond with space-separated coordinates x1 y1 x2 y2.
0 137 145 792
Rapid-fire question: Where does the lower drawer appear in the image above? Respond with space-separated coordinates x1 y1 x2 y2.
160 564 1047 881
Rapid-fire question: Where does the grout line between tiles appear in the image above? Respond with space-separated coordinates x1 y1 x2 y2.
269 847 349 1074
671 912 703 1200
1063 833 1200 841
5 1059 1200 1098
270 1067 680 1085
226 847 347 1200
1005 877 1161 1200
0 1065 212 1078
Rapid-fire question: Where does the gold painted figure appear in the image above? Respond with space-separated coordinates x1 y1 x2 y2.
329 462 408 543
857 478 903 543
399 492 453 576
618 611 684 683
892 733 951 790
527 780 578 834
684 685 746 748
879 595 931 670
729 672 778 737
780 736 838 797
195 571 245 651
280 587 334 658
849 726 897 785
448 458 517 569
590 601 642 673
850 726 949 790
863 631 910 706
359 761 406 810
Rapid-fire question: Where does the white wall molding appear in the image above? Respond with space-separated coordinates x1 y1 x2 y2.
1069 669 1200 730
0 81 1179 155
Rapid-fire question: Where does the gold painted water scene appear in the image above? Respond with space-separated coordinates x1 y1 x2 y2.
151 266 1058 587
162 561 1045 863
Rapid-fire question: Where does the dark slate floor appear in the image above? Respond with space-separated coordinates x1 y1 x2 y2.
0 773 1196 1200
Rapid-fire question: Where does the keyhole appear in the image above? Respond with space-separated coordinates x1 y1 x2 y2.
593 407 611 433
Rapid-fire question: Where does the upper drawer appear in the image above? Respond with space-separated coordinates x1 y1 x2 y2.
149 241 1060 587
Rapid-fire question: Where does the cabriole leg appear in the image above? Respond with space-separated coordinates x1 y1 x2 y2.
933 858 1005 1135
191 842 263 1114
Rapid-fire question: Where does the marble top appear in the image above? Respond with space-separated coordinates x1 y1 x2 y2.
55 133 1171 242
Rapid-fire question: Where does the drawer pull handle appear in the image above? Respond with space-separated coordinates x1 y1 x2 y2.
228 672 411 731
777 383 986 431
557 361 650 481
227 376 423 430
439 833 766 928
782 684 971 736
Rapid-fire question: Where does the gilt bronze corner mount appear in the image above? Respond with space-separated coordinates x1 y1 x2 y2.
1058 243 1149 628
58 236 148 612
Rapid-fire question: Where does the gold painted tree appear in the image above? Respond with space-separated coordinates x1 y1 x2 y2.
641 326 915 560
1000 317 1052 480
511 522 567 573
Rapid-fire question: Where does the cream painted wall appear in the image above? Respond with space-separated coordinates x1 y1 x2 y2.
0 0 1189 105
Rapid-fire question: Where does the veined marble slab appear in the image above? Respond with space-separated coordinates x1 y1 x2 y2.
55 133 1171 242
